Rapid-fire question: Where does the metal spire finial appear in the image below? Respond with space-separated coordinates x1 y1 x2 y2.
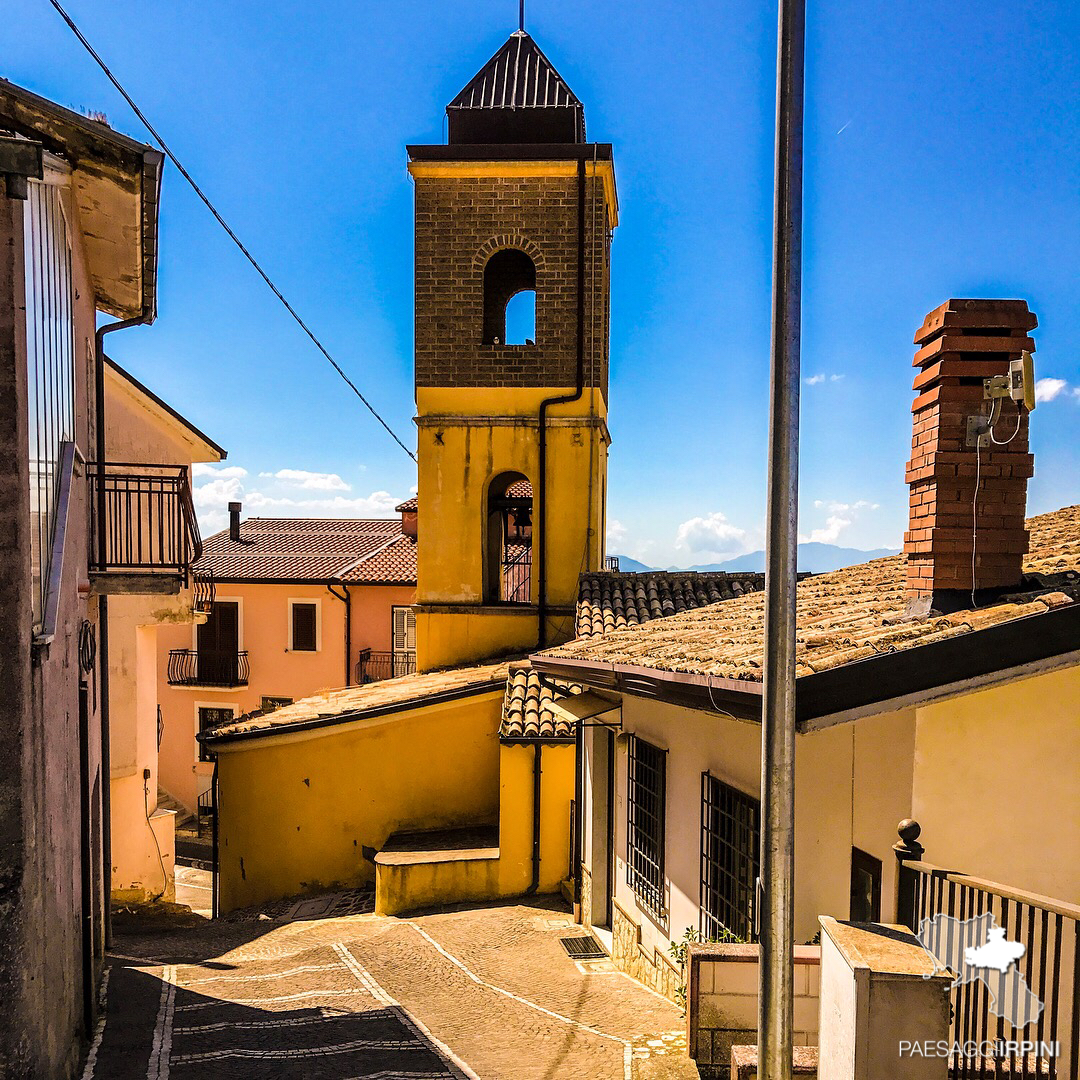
519 0 525 31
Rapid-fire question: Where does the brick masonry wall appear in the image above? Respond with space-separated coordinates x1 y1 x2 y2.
414 172 610 395
904 299 1037 598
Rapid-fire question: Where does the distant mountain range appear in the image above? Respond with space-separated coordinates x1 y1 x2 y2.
611 542 899 576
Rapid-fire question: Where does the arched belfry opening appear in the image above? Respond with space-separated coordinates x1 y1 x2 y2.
483 249 536 345
485 472 533 604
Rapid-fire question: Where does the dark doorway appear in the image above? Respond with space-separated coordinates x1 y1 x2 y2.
196 601 239 684
850 847 883 922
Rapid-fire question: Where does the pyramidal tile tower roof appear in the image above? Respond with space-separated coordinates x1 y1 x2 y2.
446 31 586 144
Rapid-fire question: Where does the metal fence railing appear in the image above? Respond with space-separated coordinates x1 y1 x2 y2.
896 821 1078 1079
355 649 416 684
88 462 202 579
167 649 249 688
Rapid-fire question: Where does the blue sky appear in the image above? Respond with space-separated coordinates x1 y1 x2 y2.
6 0 1079 565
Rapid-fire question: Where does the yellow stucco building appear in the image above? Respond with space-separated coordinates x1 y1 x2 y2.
202 29 619 917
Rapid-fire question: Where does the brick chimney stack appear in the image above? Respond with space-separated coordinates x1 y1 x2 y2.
905 298 1037 609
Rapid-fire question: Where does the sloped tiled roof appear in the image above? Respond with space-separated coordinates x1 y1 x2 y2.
395 497 418 513
204 660 514 744
501 662 581 741
575 571 766 637
339 535 418 585
540 506 1080 683
196 518 416 585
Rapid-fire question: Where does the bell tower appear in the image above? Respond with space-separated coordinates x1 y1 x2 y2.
408 29 617 670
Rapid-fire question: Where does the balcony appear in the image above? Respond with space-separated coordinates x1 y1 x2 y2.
88 462 202 594
167 649 250 688
355 649 417 684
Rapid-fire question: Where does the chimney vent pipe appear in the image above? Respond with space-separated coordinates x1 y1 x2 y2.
229 502 242 543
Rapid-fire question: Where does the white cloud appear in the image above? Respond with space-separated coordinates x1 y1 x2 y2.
193 463 246 479
675 511 748 557
190 460 407 534
606 518 628 548
804 373 845 386
257 468 350 491
244 491 400 518
805 374 825 385
801 499 879 545
1035 377 1068 403
830 374 845 382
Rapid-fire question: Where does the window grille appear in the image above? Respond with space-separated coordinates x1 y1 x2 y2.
198 706 235 762
627 736 666 918
700 772 760 943
24 179 75 634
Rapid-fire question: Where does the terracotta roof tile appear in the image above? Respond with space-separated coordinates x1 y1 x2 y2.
205 659 514 742
541 506 1080 682
575 571 766 637
339 535 418 584
196 517 415 584
499 662 581 741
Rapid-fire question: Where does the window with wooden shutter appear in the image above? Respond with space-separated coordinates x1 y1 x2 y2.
391 606 416 654
291 602 318 651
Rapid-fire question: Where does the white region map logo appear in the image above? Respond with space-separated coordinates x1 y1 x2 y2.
916 912 1043 1028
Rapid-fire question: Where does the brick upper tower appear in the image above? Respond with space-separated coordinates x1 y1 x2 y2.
408 30 618 670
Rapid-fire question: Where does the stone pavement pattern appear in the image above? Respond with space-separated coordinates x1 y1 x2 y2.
88 898 696 1079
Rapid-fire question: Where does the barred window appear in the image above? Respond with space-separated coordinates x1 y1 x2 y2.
627 736 666 918
701 773 760 942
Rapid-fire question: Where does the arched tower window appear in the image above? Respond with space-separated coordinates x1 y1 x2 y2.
483 249 536 345
485 472 533 604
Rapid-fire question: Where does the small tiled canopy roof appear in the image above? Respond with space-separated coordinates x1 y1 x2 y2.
203 660 513 744
575 571 766 637
501 663 581 741
395 497 418 513
196 517 416 585
540 506 1080 682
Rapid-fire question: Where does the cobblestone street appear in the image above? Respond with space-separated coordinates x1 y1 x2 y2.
88 896 696 1080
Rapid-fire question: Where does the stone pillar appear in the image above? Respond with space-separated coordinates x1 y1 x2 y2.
817 916 951 1080
905 298 1036 607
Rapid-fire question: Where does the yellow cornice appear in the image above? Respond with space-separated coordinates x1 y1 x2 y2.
408 159 619 228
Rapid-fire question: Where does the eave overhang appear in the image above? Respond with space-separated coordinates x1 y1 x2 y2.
201 678 506 750
407 142 618 228
531 601 1080 732
0 78 163 320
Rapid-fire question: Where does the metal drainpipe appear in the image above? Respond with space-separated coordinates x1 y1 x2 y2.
527 742 543 894
327 582 351 686
758 0 805 1074
94 314 149 949
536 154 588 650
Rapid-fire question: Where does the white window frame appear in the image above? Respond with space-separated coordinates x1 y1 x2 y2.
288 597 322 653
391 605 416 656
185 595 244 692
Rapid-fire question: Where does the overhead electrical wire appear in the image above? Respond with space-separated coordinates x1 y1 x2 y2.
49 0 418 464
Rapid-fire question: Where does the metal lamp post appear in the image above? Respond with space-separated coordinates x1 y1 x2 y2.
758 0 806 1075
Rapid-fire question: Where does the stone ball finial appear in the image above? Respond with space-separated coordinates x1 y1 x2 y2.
897 819 921 844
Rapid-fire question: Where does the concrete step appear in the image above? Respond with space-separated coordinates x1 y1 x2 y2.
156 787 194 826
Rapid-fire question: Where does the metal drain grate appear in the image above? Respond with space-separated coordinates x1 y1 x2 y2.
560 935 607 960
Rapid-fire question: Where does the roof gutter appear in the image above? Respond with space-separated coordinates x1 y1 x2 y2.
536 155 587 648
532 600 1080 729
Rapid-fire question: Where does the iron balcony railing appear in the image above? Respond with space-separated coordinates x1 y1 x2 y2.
167 649 249 688
502 542 532 603
197 788 215 838
88 462 203 579
896 822 1079 1080
355 649 416 684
